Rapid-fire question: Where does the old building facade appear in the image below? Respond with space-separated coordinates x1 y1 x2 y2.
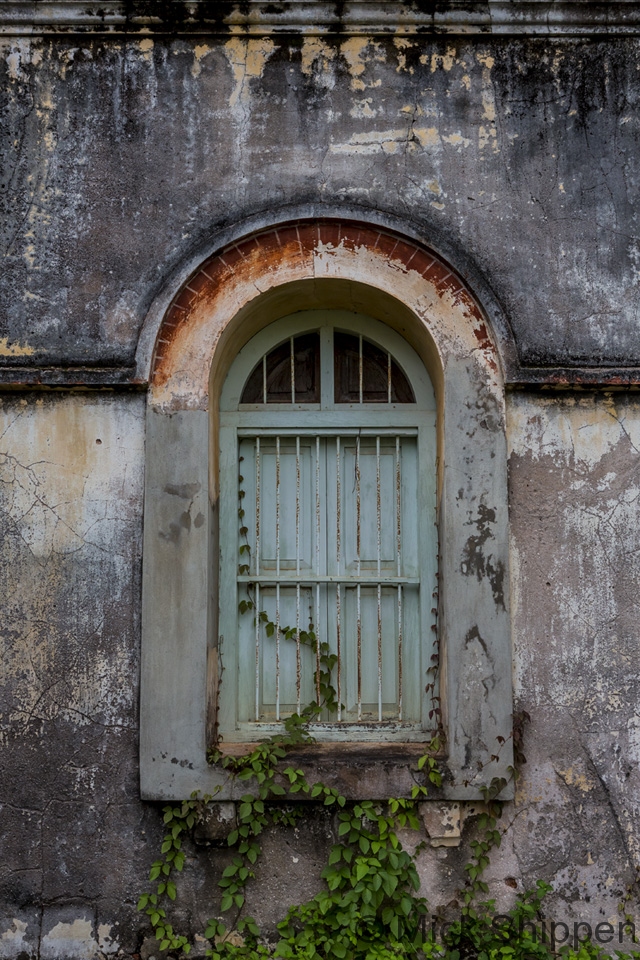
1 2 640 957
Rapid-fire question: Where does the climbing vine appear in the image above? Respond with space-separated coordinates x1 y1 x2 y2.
136 467 640 960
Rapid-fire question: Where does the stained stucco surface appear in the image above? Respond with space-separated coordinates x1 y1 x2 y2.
1 33 639 371
1 390 639 955
1 14 640 960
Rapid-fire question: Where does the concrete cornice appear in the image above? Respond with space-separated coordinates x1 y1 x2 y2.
2 1 640 37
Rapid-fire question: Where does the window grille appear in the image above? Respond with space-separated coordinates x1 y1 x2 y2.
219 311 436 743
237 431 420 726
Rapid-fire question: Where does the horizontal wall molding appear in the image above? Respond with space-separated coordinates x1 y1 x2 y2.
2 1 640 37
3 365 640 391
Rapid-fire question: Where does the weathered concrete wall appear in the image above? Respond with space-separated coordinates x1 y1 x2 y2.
2 7 640 958
1 30 640 376
2 392 640 956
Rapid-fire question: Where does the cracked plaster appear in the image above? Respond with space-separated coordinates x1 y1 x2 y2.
1 15 640 958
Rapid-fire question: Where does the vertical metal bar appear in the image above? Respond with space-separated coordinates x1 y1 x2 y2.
275 436 281 719
255 437 261 577
295 435 301 717
396 436 403 720
387 351 392 404
376 435 382 721
395 436 401 577
315 436 321 706
358 335 363 404
315 436 321 577
356 436 361 578
315 582 321 708
263 354 267 404
290 336 295 403
336 583 342 722
336 436 342 721
296 436 301 577
356 435 362 720
357 583 362 721
397 584 403 722
296 583 301 713
255 438 261 720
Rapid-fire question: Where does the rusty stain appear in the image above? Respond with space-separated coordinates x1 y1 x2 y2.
150 220 488 393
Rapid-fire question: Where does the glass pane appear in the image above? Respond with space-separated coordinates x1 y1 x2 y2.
241 360 264 403
333 332 360 403
293 333 320 402
334 332 415 403
240 334 320 404
390 358 414 403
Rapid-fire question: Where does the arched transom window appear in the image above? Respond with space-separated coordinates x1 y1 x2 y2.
217 310 437 744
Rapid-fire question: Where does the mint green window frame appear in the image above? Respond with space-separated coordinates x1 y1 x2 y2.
217 310 437 746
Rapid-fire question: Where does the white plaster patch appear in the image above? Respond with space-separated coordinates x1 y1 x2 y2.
627 715 640 765
507 396 627 468
6 39 35 81
41 919 97 959
97 924 119 955
0 919 28 958
329 127 408 155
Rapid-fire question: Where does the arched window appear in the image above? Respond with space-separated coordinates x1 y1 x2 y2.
216 310 437 744
139 220 514 802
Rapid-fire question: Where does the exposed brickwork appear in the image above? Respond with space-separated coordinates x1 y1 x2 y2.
151 220 473 384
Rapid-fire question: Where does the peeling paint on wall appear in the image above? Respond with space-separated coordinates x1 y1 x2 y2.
223 37 277 109
0 337 34 356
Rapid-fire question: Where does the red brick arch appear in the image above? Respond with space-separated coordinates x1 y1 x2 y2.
150 218 490 398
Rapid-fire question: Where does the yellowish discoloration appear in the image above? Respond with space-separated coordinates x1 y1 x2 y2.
442 132 471 148
191 43 211 78
557 767 595 793
138 37 154 61
340 37 385 91
300 37 336 88
476 51 498 152
427 46 457 73
223 37 277 109
0 338 35 357
413 126 440 148
477 52 495 70
478 124 495 150
393 37 414 74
